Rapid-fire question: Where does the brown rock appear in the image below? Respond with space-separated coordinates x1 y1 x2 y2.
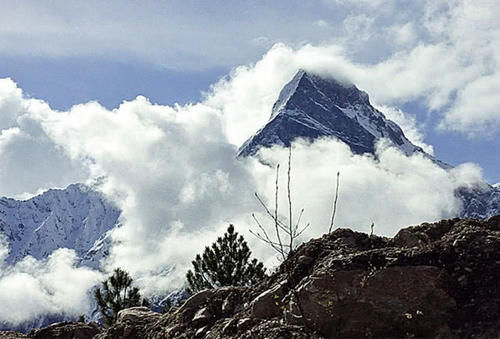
251 281 286 319
393 228 427 247
29 322 100 339
191 307 211 328
116 307 161 325
94 307 161 339
291 266 455 338
0 331 27 339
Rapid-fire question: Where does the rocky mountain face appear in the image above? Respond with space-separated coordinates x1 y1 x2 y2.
238 70 426 158
456 184 500 220
5 215 498 338
0 184 121 332
239 70 499 219
0 184 120 268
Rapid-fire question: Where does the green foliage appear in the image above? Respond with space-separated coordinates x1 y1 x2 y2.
162 297 182 313
186 224 267 294
94 267 149 327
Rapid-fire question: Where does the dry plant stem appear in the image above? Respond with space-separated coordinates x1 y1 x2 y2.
294 208 304 234
250 214 282 254
274 164 286 261
254 193 289 233
328 171 341 234
251 148 309 261
287 147 293 251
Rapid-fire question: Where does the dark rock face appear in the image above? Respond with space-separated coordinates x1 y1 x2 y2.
290 266 455 338
94 307 161 339
238 70 422 158
0 331 26 339
69 215 500 339
28 322 100 339
457 184 500 219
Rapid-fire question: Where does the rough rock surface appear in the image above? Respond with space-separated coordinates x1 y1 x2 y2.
0 331 26 338
6 216 499 338
28 322 100 339
94 307 161 339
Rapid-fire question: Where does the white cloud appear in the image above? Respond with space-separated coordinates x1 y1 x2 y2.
342 14 375 41
441 73 500 136
0 242 102 325
253 138 475 241
375 105 434 155
389 22 417 46
316 20 330 28
0 79 89 198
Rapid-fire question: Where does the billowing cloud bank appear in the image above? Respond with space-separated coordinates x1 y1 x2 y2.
0 40 492 323
0 235 102 325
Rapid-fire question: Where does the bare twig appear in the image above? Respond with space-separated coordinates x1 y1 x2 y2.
252 214 281 247
294 208 305 234
250 214 282 253
287 147 293 251
295 222 311 238
328 171 340 234
250 148 317 261
249 229 283 253
254 193 289 233
274 164 285 261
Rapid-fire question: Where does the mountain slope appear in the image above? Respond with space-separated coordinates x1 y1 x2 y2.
238 70 424 158
238 70 499 219
0 184 120 267
456 184 500 220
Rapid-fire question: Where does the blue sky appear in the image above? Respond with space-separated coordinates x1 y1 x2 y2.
0 0 498 183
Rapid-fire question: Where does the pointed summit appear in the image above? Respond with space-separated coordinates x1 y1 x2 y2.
269 70 363 120
238 70 422 157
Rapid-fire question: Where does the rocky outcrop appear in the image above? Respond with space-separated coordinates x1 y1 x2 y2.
28 322 100 339
5 216 499 338
94 307 161 339
0 331 26 339
103 215 499 338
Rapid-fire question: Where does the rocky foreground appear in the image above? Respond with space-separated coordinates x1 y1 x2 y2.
3 216 499 338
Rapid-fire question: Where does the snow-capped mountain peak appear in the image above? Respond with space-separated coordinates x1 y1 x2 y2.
238 69 498 219
0 184 120 266
238 69 423 157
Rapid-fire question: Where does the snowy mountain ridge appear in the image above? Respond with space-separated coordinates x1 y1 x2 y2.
0 183 120 267
239 70 426 158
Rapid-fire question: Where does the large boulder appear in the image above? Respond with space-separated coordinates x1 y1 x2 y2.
28 322 100 339
0 331 26 339
250 280 287 319
94 307 161 339
289 266 455 337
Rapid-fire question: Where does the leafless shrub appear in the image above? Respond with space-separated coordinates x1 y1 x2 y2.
250 147 310 261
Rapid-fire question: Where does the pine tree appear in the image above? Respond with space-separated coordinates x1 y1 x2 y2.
186 224 267 294
94 267 149 326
